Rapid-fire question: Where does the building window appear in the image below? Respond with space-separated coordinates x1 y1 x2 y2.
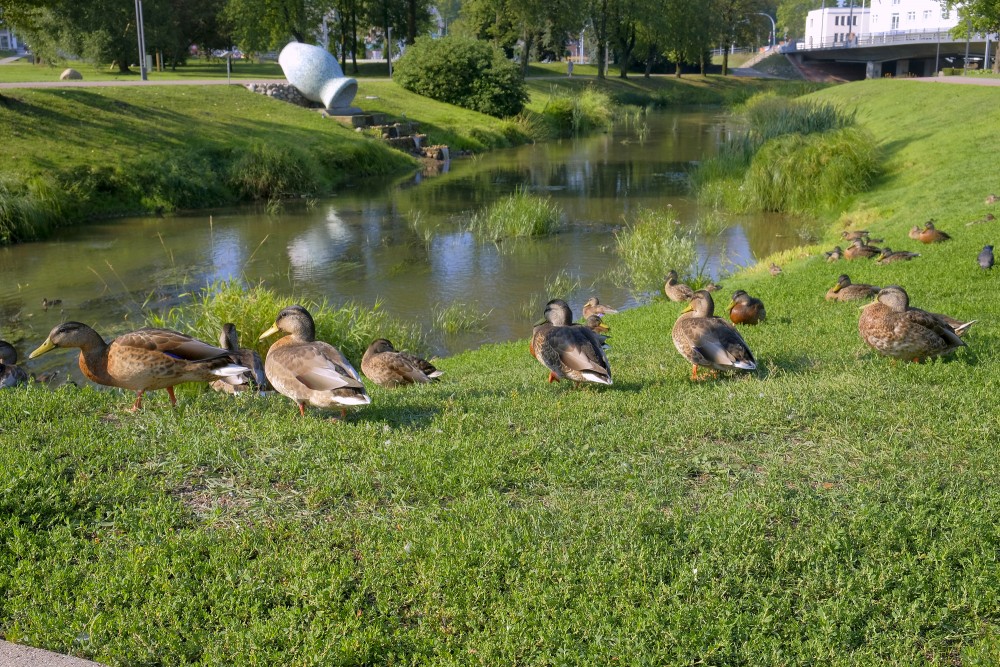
923 10 931 19
853 16 857 25
891 0 899 4
942 9 950 19
907 11 916 21
891 13 899 29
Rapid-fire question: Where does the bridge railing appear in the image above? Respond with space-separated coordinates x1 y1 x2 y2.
794 28 989 51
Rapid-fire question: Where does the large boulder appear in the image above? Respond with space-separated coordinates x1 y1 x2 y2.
60 68 83 81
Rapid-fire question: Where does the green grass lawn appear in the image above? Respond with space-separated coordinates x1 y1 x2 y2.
4 80 1000 664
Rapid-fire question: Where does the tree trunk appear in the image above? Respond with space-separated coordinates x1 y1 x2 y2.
407 0 417 44
699 51 705 76
644 43 656 78
384 16 392 73
674 60 682 77
722 48 729 76
520 30 534 74
350 4 359 74
994 39 1000 74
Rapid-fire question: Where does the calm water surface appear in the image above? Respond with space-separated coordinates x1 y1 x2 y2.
1 109 806 379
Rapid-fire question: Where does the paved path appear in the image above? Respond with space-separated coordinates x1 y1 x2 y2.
0 78 284 89
0 641 106 667
912 75 1000 85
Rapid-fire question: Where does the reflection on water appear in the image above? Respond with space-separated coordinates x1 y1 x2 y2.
0 108 808 380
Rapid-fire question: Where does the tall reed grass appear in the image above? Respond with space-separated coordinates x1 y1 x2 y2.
147 280 426 364
539 87 614 138
613 207 697 293
693 92 878 215
468 188 563 240
0 175 69 244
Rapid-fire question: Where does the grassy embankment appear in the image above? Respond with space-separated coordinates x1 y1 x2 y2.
3 80 1000 664
0 69 806 245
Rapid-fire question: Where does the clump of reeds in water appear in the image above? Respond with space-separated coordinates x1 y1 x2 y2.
539 87 614 138
614 207 697 294
226 142 322 201
468 188 563 241
431 302 491 335
0 175 68 244
147 280 426 364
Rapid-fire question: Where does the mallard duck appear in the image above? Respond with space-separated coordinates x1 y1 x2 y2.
704 282 722 292
28 323 248 410
841 230 870 242
210 323 271 394
825 274 879 302
978 245 994 270
41 298 62 311
919 220 951 243
769 262 783 276
582 297 618 319
672 290 756 380
584 314 610 335
258 305 370 417
530 299 611 386
664 270 694 302
0 340 29 389
824 246 843 262
908 225 923 240
727 290 766 325
361 338 442 388
986 194 998 205
844 238 881 260
859 286 967 361
876 247 920 265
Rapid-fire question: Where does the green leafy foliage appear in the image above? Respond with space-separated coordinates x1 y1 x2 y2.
392 35 528 118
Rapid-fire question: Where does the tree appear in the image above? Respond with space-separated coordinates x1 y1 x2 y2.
946 0 1000 73
222 0 333 52
776 0 822 41
712 0 771 75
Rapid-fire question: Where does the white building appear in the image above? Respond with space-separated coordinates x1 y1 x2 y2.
804 6 871 49
804 1 961 49
0 24 22 51
868 0 959 35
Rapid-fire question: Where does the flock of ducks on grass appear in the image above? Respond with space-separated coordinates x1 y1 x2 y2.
2 198 995 410
0 305 443 418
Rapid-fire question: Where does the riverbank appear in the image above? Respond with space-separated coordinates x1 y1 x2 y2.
0 74 806 245
3 79 1000 663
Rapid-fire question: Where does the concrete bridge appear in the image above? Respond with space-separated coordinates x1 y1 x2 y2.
784 29 994 80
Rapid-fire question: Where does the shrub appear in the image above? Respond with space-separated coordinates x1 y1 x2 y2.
392 36 528 118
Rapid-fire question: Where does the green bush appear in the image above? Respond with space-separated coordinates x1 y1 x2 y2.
392 36 528 118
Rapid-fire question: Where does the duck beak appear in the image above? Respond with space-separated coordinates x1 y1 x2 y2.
533 317 547 327
29 337 56 359
258 324 281 341
831 283 842 293
680 302 694 314
726 300 736 312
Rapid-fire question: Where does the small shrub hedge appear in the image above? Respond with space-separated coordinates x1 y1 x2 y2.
392 36 528 118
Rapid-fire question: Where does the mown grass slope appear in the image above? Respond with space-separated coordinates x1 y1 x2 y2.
2 80 1000 665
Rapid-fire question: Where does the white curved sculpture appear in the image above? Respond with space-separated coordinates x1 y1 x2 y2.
278 42 358 111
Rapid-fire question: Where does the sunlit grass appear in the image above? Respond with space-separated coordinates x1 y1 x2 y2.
431 301 491 335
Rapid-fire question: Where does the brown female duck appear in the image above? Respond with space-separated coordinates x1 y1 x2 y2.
844 238 881 260
582 297 618 319
672 290 756 380
918 220 951 243
858 286 967 361
0 340 29 389
530 299 611 386
664 270 694 302
825 275 879 302
727 290 766 325
361 338 442 388
876 247 921 265
29 323 248 410
259 305 370 418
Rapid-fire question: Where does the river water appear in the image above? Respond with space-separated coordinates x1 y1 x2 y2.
0 108 806 378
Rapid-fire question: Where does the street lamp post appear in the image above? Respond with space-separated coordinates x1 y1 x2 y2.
134 0 147 80
755 13 776 50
